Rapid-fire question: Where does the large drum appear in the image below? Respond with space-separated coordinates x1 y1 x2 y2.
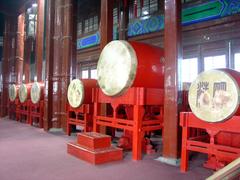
188 69 240 123
9 84 18 102
19 83 32 103
67 79 97 108
97 40 164 96
30 82 44 104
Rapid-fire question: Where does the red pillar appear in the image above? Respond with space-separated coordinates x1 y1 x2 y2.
100 0 113 50
70 0 77 80
8 17 17 85
51 0 63 128
162 0 182 164
60 0 75 131
98 0 114 134
43 0 55 131
23 37 34 83
119 0 129 40
15 13 25 85
1 17 12 117
35 0 45 82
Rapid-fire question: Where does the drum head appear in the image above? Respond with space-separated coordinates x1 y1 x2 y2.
9 84 17 102
31 82 41 104
188 69 239 123
97 40 138 96
67 79 84 108
19 84 28 103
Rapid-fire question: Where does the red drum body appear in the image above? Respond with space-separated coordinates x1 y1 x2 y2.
19 83 32 103
9 84 19 102
97 40 164 96
67 79 97 108
30 82 44 104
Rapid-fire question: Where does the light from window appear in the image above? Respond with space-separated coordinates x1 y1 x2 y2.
113 8 118 25
84 19 89 33
89 17 93 32
82 70 89 79
90 69 97 79
142 0 149 16
149 0 158 14
83 16 99 34
93 16 98 30
204 55 226 71
181 58 198 82
77 22 82 36
134 0 158 18
234 53 240 72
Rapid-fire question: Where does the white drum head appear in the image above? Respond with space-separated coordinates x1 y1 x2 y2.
97 40 138 96
188 69 239 123
67 79 84 108
19 84 28 103
9 84 17 102
31 82 41 104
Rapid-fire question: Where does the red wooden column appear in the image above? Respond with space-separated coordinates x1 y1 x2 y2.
23 37 33 83
43 0 55 131
52 0 63 129
8 17 17 85
100 0 113 50
1 16 12 116
98 0 114 134
119 0 129 40
161 0 182 165
35 0 45 81
60 0 75 131
15 13 25 85
70 0 77 80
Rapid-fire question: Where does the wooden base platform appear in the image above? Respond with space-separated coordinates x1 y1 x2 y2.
67 132 123 165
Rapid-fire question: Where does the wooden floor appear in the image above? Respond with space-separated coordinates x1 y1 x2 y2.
0 117 213 180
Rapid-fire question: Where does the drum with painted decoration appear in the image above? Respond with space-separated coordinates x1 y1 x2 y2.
67 79 97 108
30 82 44 104
19 83 32 103
9 84 18 102
188 69 240 123
97 40 164 97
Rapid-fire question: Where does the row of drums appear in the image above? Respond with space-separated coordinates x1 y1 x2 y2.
68 40 240 124
7 40 240 123
8 82 44 104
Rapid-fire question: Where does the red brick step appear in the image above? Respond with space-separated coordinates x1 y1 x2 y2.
77 132 111 150
67 142 123 165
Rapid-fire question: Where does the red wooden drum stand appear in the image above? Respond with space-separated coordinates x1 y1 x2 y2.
16 99 30 123
8 99 18 120
181 69 240 171
29 100 44 128
8 84 19 120
29 82 44 128
93 87 164 160
94 40 165 160
180 112 240 172
16 83 32 123
66 79 97 135
66 103 93 136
